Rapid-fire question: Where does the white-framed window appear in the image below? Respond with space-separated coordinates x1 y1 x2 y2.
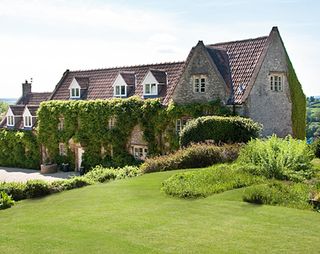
144 83 157 95
71 87 80 98
114 85 126 97
270 74 283 92
193 75 206 93
131 145 148 160
108 117 116 129
58 117 64 131
176 118 189 134
7 115 14 126
59 143 67 156
24 116 32 128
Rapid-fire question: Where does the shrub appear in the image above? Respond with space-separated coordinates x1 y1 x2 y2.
313 138 320 158
180 116 261 147
237 135 315 182
25 180 51 198
162 164 264 198
0 182 27 201
141 144 240 173
61 177 94 190
0 191 14 210
85 165 140 183
243 181 313 210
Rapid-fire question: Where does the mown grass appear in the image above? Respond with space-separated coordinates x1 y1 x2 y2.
1 170 320 253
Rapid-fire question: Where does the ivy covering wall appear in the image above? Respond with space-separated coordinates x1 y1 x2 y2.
37 97 230 169
0 130 40 169
286 56 306 139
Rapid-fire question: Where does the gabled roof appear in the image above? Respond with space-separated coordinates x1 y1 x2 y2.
120 72 135 86
74 77 89 89
50 62 185 102
9 105 25 116
207 35 269 103
150 70 167 84
16 92 51 105
25 105 39 116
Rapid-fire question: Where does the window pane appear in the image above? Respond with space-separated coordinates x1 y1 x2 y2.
151 84 157 94
145 84 150 94
72 89 75 97
115 86 120 95
121 86 126 95
76 88 80 97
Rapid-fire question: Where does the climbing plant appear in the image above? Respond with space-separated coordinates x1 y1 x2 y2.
0 129 40 169
37 97 230 169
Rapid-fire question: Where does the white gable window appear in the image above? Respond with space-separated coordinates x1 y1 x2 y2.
69 78 81 99
270 74 283 92
113 74 128 97
23 107 32 128
131 145 148 160
142 71 158 96
193 75 206 93
6 108 15 126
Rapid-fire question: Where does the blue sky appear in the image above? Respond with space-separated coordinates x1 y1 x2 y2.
0 0 319 97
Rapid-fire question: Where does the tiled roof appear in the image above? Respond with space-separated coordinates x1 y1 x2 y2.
10 105 25 116
16 92 51 105
150 70 167 84
50 62 185 102
120 72 135 86
26 105 39 116
75 77 89 89
207 36 269 103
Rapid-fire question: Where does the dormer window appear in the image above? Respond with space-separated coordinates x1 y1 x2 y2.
141 70 167 97
144 83 157 95
270 74 283 92
23 106 33 128
193 75 206 93
7 115 14 126
112 73 133 97
71 88 80 98
69 78 82 99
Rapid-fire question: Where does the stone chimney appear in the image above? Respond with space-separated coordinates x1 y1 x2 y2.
22 80 32 97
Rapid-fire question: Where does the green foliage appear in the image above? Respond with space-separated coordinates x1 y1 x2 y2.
237 135 315 181
0 191 14 210
0 101 8 120
0 182 27 201
0 130 40 169
243 181 313 210
25 180 51 198
84 165 140 183
61 177 94 190
313 138 320 158
284 48 306 139
37 98 229 169
140 144 240 173
162 164 264 198
179 116 261 147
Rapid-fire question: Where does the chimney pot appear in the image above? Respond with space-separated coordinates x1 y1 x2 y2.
22 80 32 98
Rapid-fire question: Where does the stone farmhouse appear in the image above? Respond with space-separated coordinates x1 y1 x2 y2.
0 27 305 170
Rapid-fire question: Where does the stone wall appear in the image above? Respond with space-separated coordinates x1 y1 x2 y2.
245 31 292 137
172 42 228 104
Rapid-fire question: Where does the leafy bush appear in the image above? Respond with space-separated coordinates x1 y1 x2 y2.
162 164 264 198
243 181 313 210
180 116 261 147
141 144 240 173
61 177 94 190
313 138 320 158
85 165 140 183
0 182 27 201
0 191 14 210
237 135 315 181
25 180 51 198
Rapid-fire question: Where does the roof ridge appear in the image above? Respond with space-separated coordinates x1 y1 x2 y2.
69 61 185 73
207 35 268 47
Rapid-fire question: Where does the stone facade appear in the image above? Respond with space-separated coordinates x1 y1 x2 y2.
172 42 229 105
244 31 293 137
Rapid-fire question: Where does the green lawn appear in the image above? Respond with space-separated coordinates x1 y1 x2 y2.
1 170 320 254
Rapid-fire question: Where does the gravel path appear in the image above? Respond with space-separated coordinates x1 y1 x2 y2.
0 167 79 183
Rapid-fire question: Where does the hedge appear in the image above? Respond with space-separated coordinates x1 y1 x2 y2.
179 116 261 147
140 144 240 173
